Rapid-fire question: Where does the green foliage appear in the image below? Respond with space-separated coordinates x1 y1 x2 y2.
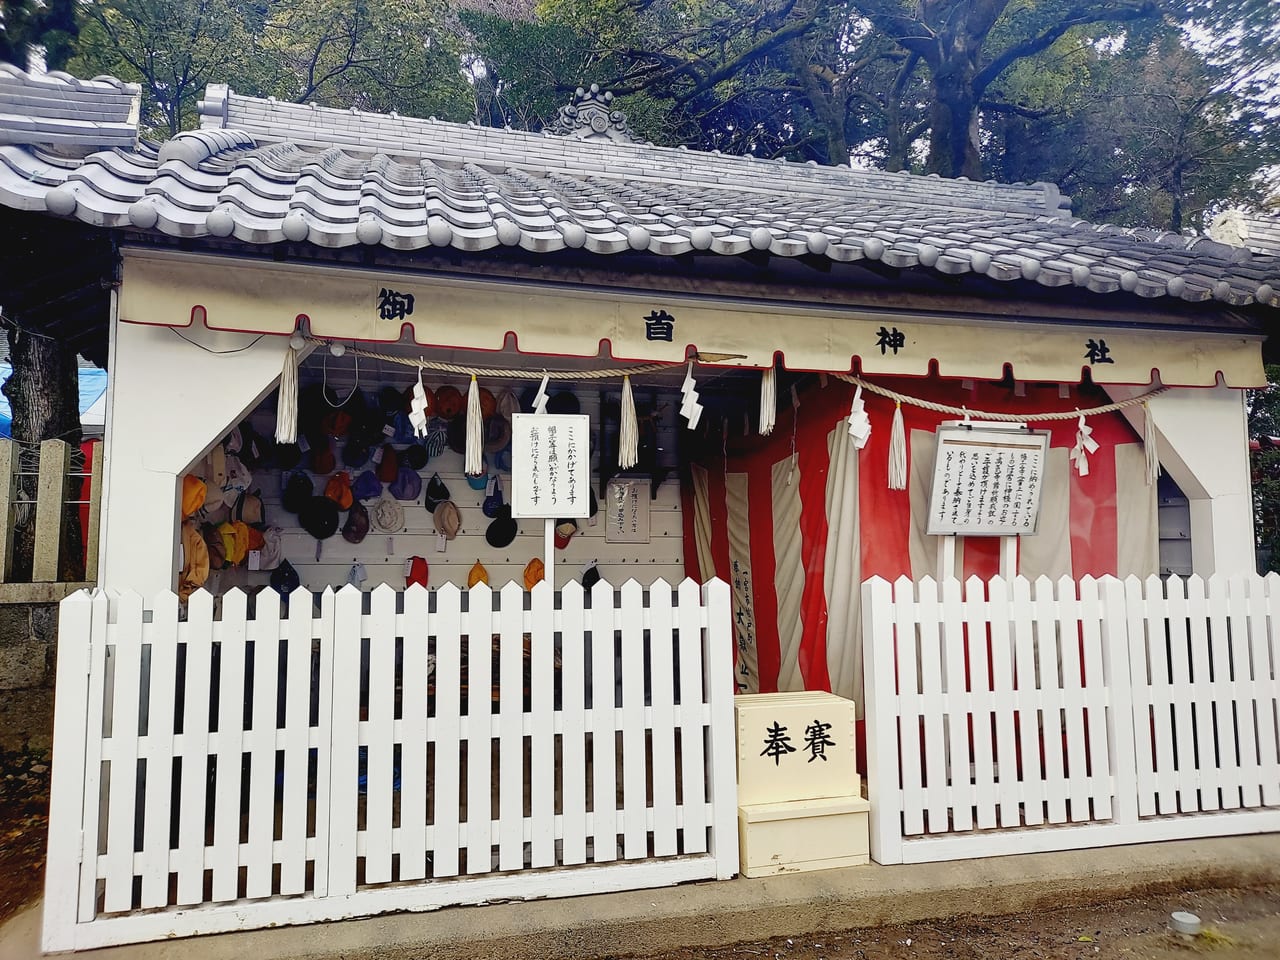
69 0 262 136
1250 366 1280 573
985 23 1278 230
0 0 80 70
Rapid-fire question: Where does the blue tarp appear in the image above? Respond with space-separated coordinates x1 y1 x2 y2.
0 364 108 438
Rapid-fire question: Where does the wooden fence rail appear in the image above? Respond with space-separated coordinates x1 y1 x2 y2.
863 573 1280 865
43 578 738 952
0 437 100 598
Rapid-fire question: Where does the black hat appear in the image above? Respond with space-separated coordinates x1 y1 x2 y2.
282 471 313 514
484 504 518 549
424 473 451 512
276 442 302 471
343 438 372 469
581 561 601 590
299 496 340 540
270 559 301 596
403 442 429 471
546 391 580 415
446 414 467 455
379 385 405 415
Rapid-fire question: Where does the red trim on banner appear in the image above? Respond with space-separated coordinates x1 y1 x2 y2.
795 402 835 693
680 474 701 584
859 391 913 582
1070 444 1119 576
706 461 732 585
747 466 783 693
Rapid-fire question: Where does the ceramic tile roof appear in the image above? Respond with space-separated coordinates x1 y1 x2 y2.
0 64 139 154
0 74 1277 310
1211 208 1280 258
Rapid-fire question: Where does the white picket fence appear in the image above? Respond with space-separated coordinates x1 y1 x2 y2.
43 578 738 951
863 574 1280 864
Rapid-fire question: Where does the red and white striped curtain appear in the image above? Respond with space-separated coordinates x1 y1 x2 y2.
684 377 1158 710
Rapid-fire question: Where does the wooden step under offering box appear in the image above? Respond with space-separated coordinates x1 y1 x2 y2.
734 692 858 806
738 795 871 878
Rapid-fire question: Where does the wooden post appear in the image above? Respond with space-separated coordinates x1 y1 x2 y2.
936 534 958 581
862 576 904 864
33 438 70 581
0 439 16 582
84 441 104 582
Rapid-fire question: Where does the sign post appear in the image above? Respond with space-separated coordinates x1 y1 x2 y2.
510 413 592 590
927 423 1049 580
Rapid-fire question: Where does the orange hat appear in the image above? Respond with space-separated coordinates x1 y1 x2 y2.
434 384 463 419
246 525 266 552
523 557 545 590
181 474 207 518
478 387 497 419
324 471 354 510
467 560 490 588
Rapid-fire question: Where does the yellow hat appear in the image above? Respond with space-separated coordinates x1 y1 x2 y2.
179 520 209 600
467 560 489 588
523 557 545 591
181 474 207 519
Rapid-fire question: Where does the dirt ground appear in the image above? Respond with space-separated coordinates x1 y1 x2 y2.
0 685 53 927
620 888 1280 960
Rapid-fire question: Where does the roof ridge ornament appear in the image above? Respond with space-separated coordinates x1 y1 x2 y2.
544 84 641 143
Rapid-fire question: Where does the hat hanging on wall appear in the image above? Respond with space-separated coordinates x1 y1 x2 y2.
424 473 450 512
371 493 404 533
276 442 302 470
181 475 207 519
434 384 464 419
352 469 382 501
484 504 517 548
342 501 370 544
546 391 580 415
403 442 429 471
406 556 428 588
283 471 313 513
523 557 545 591
270 559 301 596
581 560 602 590
468 560 490 588
202 522 227 570
389 465 422 501
482 475 504 518
179 520 210 601
232 489 264 525
376 444 398 483
342 438 371 469
466 461 489 491
299 496 340 540
554 518 578 550
309 439 336 476
483 415 512 455
323 472 354 510
433 500 461 540
259 526 284 570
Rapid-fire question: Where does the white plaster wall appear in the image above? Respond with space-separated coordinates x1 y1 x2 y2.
1107 382 1254 576
99 316 291 595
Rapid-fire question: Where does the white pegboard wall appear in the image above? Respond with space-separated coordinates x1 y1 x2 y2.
200 380 687 594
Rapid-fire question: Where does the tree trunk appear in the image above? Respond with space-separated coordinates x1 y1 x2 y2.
927 70 983 179
1 325 84 581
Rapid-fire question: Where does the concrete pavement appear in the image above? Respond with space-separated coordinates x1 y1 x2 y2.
4 834 1279 960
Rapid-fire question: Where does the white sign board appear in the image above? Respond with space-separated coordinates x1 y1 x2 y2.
605 479 650 543
926 425 1049 536
510 414 591 519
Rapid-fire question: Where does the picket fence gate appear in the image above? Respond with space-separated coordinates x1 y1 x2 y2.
43 578 738 951
863 573 1280 865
